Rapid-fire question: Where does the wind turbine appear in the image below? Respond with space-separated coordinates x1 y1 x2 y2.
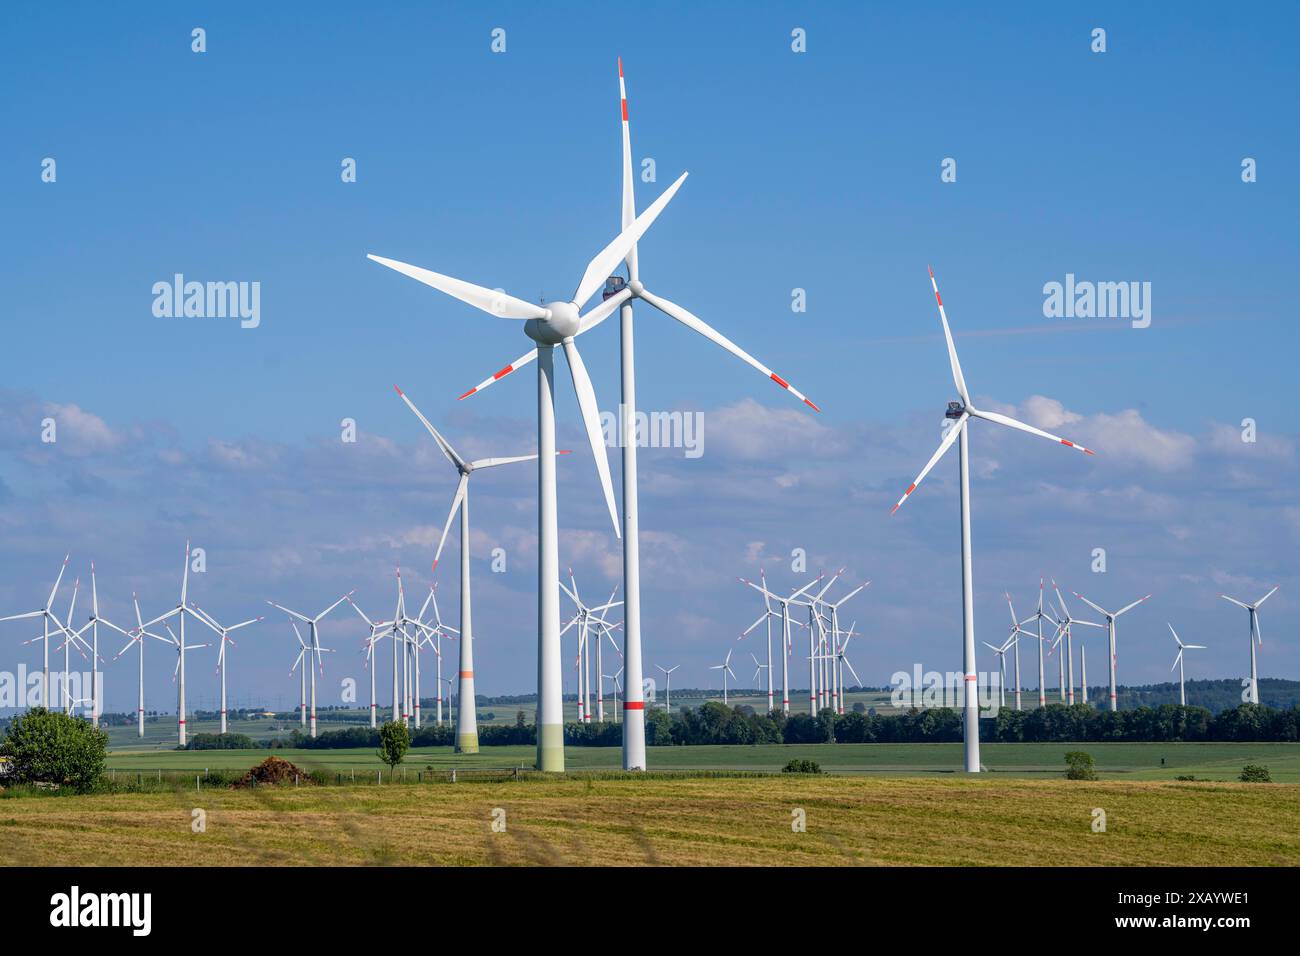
135 542 212 745
1167 623 1206 707
1072 591 1150 712
267 593 351 737
813 578 869 713
1048 582 1103 706
750 652 769 688
189 604 262 734
443 62 820 769
346 597 391 728
66 563 131 728
156 621 210 729
1002 592 1039 711
981 635 1014 708
561 571 622 724
1015 578 1059 708
890 268 1096 771
656 663 679 713
395 386 542 749
833 624 863 714
1 555 72 709
110 593 162 737
1219 586 1278 705
287 619 310 726
710 648 737 705
371 157 694 770
739 572 824 714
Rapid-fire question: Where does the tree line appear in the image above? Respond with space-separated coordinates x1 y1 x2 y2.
200 701 1300 750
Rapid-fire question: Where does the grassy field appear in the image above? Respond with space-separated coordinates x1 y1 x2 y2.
101 741 1300 781
2 774 1297 866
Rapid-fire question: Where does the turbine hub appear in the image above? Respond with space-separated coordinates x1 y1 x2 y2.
525 300 579 344
627 278 645 297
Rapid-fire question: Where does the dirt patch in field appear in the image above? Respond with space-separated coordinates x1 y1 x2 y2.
232 757 316 789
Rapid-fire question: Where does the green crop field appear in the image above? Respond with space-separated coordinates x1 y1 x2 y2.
100 741 1300 782
2 774 1297 867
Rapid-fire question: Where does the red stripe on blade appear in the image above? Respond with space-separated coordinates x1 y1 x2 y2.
622 100 628 121
770 372 790 389
492 365 513 380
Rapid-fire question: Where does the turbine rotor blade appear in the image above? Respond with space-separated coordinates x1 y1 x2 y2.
458 347 539 401
637 287 820 411
432 475 470 571
366 255 548 320
969 407 1096 456
928 266 970 405
572 172 687 310
891 413 968 514
561 339 621 539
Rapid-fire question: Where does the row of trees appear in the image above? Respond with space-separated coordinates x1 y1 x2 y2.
271 701 1300 750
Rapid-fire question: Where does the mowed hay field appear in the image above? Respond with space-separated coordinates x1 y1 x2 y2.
2 775 1298 866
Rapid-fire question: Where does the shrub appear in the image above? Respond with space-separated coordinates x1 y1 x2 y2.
1175 774 1197 781
781 758 823 774
0 707 108 792
1064 751 1097 780
185 733 255 750
1239 764 1271 783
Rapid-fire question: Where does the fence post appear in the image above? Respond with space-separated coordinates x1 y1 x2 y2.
451 769 457 783
196 774 200 791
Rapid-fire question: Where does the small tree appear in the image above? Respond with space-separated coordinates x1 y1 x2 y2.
1239 764 1271 783
0 707 108 792
1064 750 1097 780
376 720 410 776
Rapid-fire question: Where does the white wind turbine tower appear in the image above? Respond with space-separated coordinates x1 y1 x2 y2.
891 268 1097 772
434 61 820 769
1072 590 1150 712
710 648 737 705
740 572 824 714
1167 623 1206 707
267 593 351 737
395 386 541 749
189 604 262 734
656 664 679 713
0 554 70 709
1219 586 1278 705
370 164 691 772
110 594 162 737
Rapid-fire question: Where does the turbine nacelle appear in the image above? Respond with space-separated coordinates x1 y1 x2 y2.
525 301 580 344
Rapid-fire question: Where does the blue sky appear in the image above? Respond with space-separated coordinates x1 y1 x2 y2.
1 2 1296 712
